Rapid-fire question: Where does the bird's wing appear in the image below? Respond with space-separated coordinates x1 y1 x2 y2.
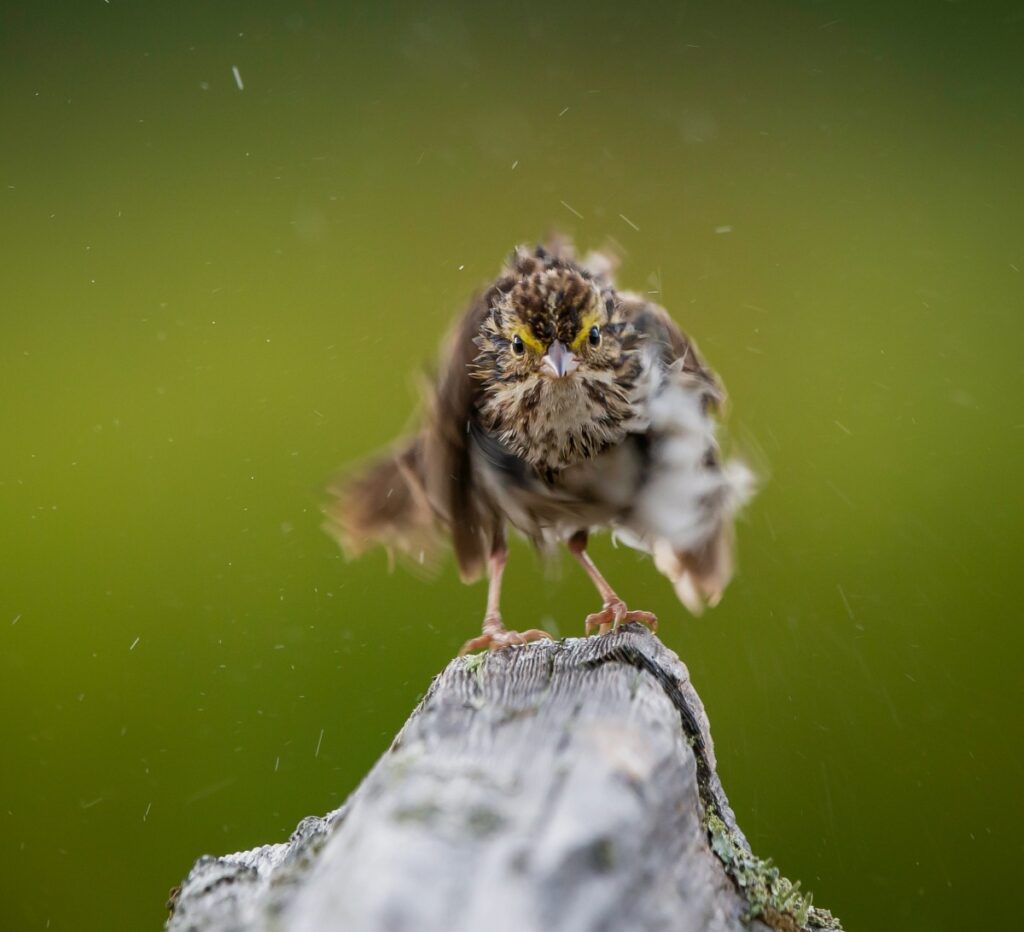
323 433 442 576
325 284 504 584
617 295 753 613
617 292 724 411
421 285 503 583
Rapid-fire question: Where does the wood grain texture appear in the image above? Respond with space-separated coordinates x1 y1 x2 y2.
166 625 841 932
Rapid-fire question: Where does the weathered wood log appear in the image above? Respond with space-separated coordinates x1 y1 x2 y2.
167 624 842 932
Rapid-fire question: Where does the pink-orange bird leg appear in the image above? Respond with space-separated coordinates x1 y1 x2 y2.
567 531 658 636
459 545 552 655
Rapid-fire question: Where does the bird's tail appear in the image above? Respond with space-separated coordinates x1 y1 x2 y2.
323 435 439 572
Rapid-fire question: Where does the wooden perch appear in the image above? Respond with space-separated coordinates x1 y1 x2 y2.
166 625 843 932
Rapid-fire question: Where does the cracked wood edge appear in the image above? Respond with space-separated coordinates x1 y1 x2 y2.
166 624 842 932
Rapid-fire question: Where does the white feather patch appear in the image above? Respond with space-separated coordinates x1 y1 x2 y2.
631 379 754 553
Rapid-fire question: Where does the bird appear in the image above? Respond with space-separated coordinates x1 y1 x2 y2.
324 238 754 654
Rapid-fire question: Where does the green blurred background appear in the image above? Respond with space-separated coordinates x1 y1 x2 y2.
2 1 1021 928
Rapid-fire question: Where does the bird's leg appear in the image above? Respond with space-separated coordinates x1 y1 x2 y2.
567 531 658 636
458 543 552 655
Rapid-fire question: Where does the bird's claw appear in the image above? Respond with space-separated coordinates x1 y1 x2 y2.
459 616 552 656
584 599 658 636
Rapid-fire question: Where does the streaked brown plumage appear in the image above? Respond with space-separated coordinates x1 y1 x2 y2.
325 239 753 653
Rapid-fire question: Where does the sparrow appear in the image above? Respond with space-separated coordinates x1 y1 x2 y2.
325 239 754 654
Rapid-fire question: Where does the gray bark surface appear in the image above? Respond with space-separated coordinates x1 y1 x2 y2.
167 625 842 932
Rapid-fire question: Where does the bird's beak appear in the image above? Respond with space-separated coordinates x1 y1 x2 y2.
542 340 577 378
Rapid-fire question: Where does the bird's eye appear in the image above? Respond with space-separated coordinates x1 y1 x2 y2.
511 334 525 356
588 325 601 347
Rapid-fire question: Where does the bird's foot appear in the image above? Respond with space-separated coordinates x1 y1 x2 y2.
584 599 658 637
458 615 552 656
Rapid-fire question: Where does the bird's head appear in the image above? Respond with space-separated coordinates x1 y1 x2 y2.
473 245 643 472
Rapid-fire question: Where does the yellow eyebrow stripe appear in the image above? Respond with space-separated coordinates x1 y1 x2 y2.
512 326 546 354
570 310 603 351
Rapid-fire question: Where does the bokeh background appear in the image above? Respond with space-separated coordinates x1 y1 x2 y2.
2 2 1022 929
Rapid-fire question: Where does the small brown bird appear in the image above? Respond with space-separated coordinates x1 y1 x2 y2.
325 239 753 654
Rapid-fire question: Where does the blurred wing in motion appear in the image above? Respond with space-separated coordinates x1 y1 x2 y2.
620 295 755 613
323 435 441 575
